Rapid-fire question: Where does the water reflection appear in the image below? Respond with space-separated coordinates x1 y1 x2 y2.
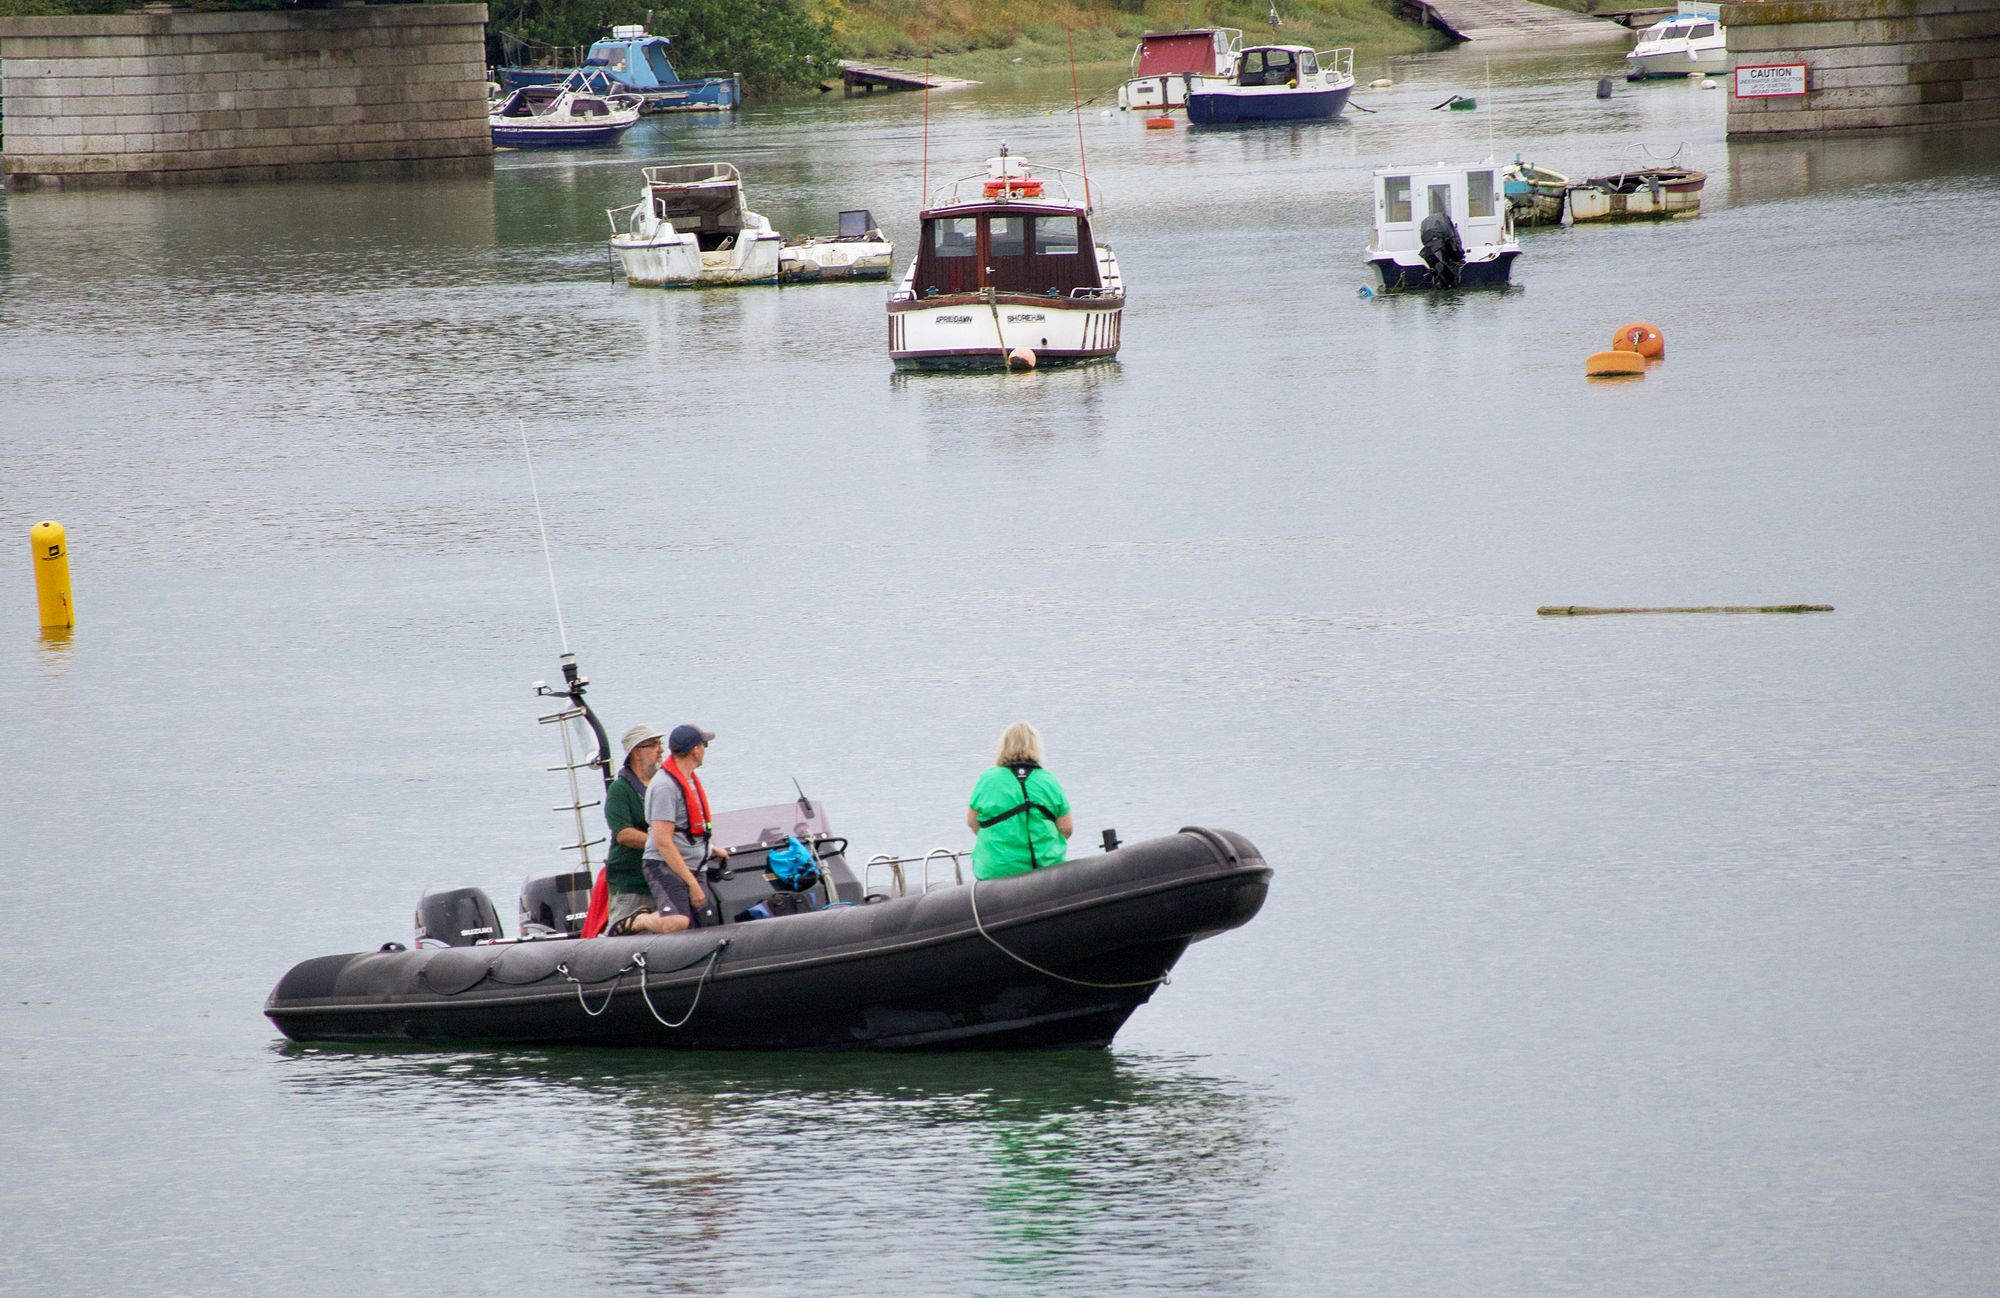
276 1046 1278 1293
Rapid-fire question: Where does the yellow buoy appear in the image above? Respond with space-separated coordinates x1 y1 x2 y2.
1612 321 1666 358
30 520 73 628
1586 350 1645 377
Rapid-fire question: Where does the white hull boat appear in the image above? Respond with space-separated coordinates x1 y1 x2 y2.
888 148 1123 369
607 161 782 287
1116 28 1240 110
1367 162 1521 290
1627 7 1728 80
1566 167 1706 221
779 209 894 283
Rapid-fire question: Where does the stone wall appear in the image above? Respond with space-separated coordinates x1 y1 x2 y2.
1723 0 2000 135
1 4 491 189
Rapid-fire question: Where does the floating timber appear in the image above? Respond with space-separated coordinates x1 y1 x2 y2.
1537 604 1835 616
832 61 980 96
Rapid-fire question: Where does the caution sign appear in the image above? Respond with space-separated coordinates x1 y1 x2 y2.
1735 63 1808 98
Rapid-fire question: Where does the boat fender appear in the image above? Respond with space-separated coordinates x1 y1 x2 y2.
1611 322 1665 359
1586 350 1646 377
1286 79 1298 89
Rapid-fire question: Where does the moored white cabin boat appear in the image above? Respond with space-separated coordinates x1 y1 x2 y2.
488 79 640 149
1185 44 1355 124
606 161 783 287
1116 28 1241 110
1626 5 1728 79
887 147 1123 370
1367 162 1521 290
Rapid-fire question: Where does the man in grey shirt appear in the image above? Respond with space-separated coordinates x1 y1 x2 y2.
643 724 729 927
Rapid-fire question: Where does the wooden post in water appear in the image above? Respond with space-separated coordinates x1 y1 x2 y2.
1537 605 1834 616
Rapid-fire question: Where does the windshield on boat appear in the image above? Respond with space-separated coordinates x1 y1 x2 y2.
913 210 1099 296
1237 48 1298 87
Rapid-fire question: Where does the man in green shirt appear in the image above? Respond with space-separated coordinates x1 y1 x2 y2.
604 722 686 935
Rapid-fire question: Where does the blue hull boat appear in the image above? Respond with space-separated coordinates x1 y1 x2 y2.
1184 44 1354 124
1187 82 1351 123
493 25 741 113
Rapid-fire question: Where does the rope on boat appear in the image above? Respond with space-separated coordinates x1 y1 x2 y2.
555 939 730 1020
635 940 731 1029
966 871 1170 991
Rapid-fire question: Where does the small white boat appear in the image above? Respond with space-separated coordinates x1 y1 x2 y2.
1566 167 1707 221
489 80 641 148
606 161 783 287
779 209 894 283
887 147 1123 370
1626 5 1728 80
1116 28 1241 110
1366 162 1521 290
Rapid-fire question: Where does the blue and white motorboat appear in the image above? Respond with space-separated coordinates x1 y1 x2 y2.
1185 44 1354 124
494 24 742 113
488 81 641 149
1366 162 1521 290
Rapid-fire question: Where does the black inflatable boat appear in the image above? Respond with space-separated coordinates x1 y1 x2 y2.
266 826 1268 1049
264 655 1271 1050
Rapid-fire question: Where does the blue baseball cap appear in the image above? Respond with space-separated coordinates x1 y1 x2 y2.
668 724 714 754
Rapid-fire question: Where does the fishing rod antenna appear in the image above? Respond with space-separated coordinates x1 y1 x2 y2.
520 418 571 656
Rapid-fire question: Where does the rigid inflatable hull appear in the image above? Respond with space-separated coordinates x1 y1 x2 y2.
265 828 1269 1051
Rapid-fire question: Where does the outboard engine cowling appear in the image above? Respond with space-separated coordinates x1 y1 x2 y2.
1418 210 1466 288
519 870 592 938
415 886 503 948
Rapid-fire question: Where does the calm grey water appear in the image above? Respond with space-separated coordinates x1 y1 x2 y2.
3 41 1998 1297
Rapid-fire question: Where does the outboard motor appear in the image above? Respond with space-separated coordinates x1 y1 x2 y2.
519 870 592 938
414 886 503 948
1418 210 1466 288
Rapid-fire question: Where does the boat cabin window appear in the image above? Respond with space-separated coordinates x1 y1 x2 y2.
989 215 1026 258
1467 171 1494 218
917 210 1102 295
1384 175 1412 223
1687 22 1716 38
644 45 680 81
1300 50 1320 77
601 48 630 72
1035 216 1081 256
1428 184 1452 219
1238 49 1297 87
934 217 978 258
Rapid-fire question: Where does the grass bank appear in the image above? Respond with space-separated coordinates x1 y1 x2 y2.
828 0 1449 75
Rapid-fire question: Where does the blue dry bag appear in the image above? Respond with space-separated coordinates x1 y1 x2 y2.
766 836 822 892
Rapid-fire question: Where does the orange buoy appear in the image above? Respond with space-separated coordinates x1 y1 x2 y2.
1145 115 1176 130
1587 350 1645 377
1612 322 1665 359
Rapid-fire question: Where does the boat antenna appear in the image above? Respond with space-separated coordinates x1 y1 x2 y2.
1069 28 1091 210
921 40 931 207
1485 58 1494 161
519 418 570 655
792 776 813 819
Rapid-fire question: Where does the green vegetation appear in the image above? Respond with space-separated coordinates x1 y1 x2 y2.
0 0 1439 91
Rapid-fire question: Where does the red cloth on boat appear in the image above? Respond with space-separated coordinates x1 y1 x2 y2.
1136 32 1219 77
580 868 610 938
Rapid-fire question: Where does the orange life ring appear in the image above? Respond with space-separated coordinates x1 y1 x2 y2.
1611 322 1665 359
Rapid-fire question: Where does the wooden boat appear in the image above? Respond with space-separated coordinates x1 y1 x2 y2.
1116 27 1241 110
887 147 1124 369
1185 44 1355 124
488 81 639 150
779 209 894 283
607 161 783 287
1567 167 1706 221
1367 162 1521 290
1502 160 1571 227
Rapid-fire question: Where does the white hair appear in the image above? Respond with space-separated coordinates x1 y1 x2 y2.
994 721 1045 767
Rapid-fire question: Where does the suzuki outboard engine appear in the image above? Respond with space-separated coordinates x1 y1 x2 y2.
414 886 503 948
1418 209 1466 288
519 870 592 938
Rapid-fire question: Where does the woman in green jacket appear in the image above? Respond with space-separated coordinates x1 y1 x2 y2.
966 721 1075 880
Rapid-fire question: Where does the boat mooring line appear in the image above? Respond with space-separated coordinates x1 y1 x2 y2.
967 872 1170 991
634 941 730 1029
